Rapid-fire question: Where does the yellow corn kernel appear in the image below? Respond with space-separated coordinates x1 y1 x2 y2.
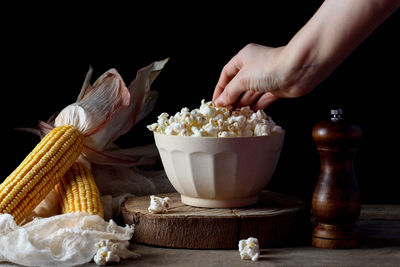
55 162 104 218
0 125 83 224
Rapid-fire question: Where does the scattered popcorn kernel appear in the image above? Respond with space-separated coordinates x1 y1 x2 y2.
93 240 121 265
148 195 171 214
147 100 283 137
238 237 260 261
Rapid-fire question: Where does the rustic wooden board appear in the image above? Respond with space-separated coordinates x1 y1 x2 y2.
122 191 310 249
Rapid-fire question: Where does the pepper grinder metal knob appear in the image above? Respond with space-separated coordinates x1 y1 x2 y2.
331 108 343 122
311 109 362 249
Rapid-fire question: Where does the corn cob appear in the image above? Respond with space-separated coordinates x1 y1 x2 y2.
0 125 83 224
55 162 104 218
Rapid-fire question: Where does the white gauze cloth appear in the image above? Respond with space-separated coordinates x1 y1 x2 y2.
0 213 137 266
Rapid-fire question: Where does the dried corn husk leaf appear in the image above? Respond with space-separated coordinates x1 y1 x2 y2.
28 59 171 220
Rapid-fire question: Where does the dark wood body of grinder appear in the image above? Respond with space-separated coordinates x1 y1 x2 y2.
312 119 362 249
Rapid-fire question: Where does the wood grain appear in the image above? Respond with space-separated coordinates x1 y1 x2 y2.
122 191 310 249
82 205 400 267
311 118 362 249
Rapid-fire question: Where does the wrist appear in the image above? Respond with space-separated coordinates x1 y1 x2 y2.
276 43 324 97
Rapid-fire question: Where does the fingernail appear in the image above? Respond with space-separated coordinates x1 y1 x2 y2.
214 96 224 106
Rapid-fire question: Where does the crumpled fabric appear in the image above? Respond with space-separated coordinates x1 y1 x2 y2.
0 213 137 267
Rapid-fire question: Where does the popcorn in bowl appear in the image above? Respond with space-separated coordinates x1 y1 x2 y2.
147 100 283 137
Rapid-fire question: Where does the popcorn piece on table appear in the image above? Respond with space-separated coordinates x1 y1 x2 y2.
94 240 121 266
148 195 171 214
238 237 260 261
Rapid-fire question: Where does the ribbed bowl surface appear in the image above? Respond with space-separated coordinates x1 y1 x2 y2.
154 132 284 208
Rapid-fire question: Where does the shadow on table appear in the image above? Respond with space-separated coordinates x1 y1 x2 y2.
359 220 400 248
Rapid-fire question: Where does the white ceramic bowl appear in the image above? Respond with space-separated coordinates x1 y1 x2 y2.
154 132 285 208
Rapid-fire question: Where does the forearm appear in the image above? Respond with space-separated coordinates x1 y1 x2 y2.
282 0 400 91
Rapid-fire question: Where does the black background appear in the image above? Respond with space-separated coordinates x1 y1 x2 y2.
1 2 399 204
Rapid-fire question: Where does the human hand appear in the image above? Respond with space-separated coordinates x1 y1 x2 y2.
213 1 400 110
213 43 315 110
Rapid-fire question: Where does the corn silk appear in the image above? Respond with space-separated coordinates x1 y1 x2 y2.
0 58 174 266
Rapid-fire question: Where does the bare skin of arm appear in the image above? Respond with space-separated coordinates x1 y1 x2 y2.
213 0 400 110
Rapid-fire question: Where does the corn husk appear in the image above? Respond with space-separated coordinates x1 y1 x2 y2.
37 58 168 166
28 58 173 220
0 58 173 266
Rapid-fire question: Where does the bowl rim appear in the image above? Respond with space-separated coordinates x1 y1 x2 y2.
153 130 285 140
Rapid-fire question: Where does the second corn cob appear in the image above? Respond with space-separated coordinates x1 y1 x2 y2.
55 162 104 218
0 125 83 224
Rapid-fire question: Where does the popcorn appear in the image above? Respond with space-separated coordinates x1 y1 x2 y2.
147 99 283 137
218 131 237 138
228 114 246 128
238 237 260 261
254 123 269 136
191 126 207 137
148 195 171 214
93 240 121 265
157 112 169 125
199 99 217 118
203 120 219 137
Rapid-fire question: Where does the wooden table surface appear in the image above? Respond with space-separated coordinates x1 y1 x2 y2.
80 204 400 267
1 204 398 267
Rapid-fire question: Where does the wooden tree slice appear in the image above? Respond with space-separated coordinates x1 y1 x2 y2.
122 191 310 249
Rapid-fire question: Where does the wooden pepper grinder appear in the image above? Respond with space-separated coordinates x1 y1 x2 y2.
312 109 362 249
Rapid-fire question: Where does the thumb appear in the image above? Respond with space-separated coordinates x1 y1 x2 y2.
214 72 247 107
